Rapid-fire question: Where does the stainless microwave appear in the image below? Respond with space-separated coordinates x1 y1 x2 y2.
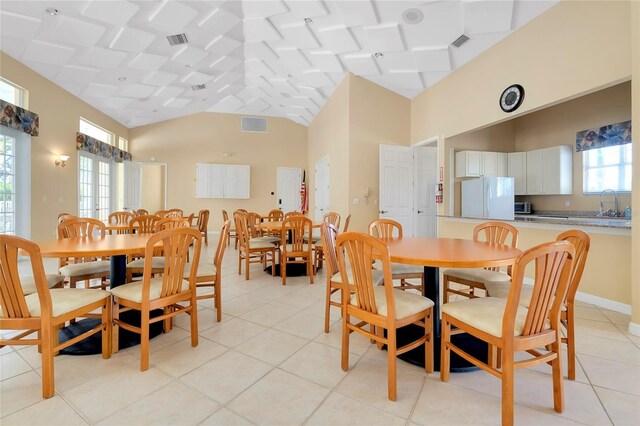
515 201 532 214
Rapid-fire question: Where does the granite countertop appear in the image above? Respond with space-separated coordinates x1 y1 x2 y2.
440 212 631 229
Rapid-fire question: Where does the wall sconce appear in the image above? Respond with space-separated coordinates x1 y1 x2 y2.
55 155 70 167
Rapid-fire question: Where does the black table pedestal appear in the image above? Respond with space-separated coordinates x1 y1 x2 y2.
59 254 163 356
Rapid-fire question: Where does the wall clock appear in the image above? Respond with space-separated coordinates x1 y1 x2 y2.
499 84 525 113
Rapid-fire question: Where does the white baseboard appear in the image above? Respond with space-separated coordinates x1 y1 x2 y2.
628 322 640 337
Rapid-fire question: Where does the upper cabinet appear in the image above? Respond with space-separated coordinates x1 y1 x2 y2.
455 151 508 178
525 146 573 195
508 152 527 195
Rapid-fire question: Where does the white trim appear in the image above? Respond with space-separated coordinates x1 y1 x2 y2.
574 291 631 315
411 135 441 238
628 322 640 337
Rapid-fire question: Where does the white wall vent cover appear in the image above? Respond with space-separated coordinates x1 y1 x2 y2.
241 117 268 133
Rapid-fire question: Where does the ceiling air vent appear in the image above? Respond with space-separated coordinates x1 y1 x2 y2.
166 33 189 46
191 84 206 91
451 34 470 48
241 117 268 133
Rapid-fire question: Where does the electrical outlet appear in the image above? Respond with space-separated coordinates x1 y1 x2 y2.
353 198 359 205
565 200 571 207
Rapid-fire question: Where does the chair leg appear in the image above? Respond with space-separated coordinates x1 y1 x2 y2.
215 280 222 322
387 327 397 401
282 257 287 285
440 314 451 382
140 311 150 371
425 309 434 374
271 249 276 276
324 281 332 333
245 254 250 280
551 338 564 413
443 275 450 304
41 324 55 399
341 312 350 372
190 300 199 348
102 298 112 359
501 347 515 426
566 309 576 380
112 299 120 353
307 257 313 284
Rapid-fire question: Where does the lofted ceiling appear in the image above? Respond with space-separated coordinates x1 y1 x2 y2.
0 0 558 128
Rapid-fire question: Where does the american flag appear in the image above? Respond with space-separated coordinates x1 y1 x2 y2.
300 170 308 213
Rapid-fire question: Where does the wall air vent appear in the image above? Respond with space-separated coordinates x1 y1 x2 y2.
167 33 189 46
191 84 206 91
241 116 268 133
451 34 470 48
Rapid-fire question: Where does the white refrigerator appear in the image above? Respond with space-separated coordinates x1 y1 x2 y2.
461 177 515 220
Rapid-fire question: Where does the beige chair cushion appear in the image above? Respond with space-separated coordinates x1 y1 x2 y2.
442 267 510 285
484 281 566 312
331 269 384 286
0 288 110 318
248 240 277 250
59 260 110 277
373 260 424 275
20 274 65 295
183 262 216 278
280 243 312 253
350 286 434 320
441 297 532 338
110 277 190 303
126 257 165 269
250 236 280 244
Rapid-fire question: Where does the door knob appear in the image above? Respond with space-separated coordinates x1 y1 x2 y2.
417 210 424 213
380 210 388 214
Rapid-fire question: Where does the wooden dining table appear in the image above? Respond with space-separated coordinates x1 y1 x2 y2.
36 233 163 354
381 236 522 372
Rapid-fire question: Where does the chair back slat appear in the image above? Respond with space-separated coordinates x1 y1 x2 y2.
222 210 229 222
268 209 283 221
0 236 52 319
197 210 210 234
57 218 106 239
234 212 249 249
247 212 262 238
369 219 402 238
214 221 231 271
109 211 134 225
283 216 312 253
154 217 189 232
321 223 340 277
130 215 160 234
336 232 395 318
473 221 518 273
134 209 149 217
283 211 302 220
322 212 341 229
164 209 183 218
343 214 351 232
556 230 591 306
506 241 574 337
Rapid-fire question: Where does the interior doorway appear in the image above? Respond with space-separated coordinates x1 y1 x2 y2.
276 167 302 212
139 163 167 212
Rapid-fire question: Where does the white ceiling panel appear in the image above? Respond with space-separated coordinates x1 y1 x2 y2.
56 65 99 84
0 0 558 127
109 27 156 52
362 24 405 53
128 52 168 71
144 70 179 86
81 83 119 99
317 26 359 54
148 1 198 31
48 15 106 48
22 40 76 65
0 10 41 40
79 47 127 69
81 1 140 27
464 0 514 34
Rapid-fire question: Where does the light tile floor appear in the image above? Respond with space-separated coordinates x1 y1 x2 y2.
2 243 640 425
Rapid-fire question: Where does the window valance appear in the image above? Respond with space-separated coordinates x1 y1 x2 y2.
576 120 631 152
0 99 39 136
76 132 133 162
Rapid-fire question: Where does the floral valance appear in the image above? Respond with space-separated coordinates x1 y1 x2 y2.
76 132 133 162
576 120 631 152
0 99 39 136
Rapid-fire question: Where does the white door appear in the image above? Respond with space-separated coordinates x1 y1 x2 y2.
277 167 302 212
379 145 413 235
414 147 437 238
123 161 142 212
78 152 113 221
315 156 329 221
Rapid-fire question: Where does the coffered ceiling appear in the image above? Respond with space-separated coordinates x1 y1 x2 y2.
0 0 558 128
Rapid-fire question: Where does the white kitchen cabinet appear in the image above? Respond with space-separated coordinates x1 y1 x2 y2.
508 152 527 195
497 153 508 177
525 146 572 195
196 163 250 199
455 151 508 178
481 152 498 176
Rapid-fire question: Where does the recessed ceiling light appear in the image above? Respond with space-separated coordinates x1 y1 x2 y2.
304 17 313 24
402 8 423 25
374 52 384 59
45 7 60 16
118 76 126 81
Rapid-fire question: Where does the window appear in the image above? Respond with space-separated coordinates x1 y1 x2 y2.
0 77 27 108
0 134 16 235
118 137 128 151
583 144 632 194
79 118 114 146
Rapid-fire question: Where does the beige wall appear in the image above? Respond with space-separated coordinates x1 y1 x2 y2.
129 112 307 231
307 76 350 223
0 51 130 240
348 76 410 231
514 82 631 212
141 164 165 212
631 1 640 327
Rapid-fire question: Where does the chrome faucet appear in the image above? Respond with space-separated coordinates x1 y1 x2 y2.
598 189 619 217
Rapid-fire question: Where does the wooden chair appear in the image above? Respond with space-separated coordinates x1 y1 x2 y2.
197 209 210 246
368 219 425 293
57 218 110 289
183 221 230 321
283 211 302 220
154 217 189 231
337 232 434 401
441 240 575 426
108 211 134 234
313 212 341 271
485 230 591 380
222 210 238 249
166 209 184 218
186 213 195 226
343 214 351 232
125 215 161 282
280 216 314 285
154 210 168 218
235 212 276 280
268 209 283 221
111 227 202 371
129 215 160 234
0 235 111 398
442 221 518 303
247 212 279 244
134 209 149 217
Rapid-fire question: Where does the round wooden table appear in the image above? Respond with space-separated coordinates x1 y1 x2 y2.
381 237 522 371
